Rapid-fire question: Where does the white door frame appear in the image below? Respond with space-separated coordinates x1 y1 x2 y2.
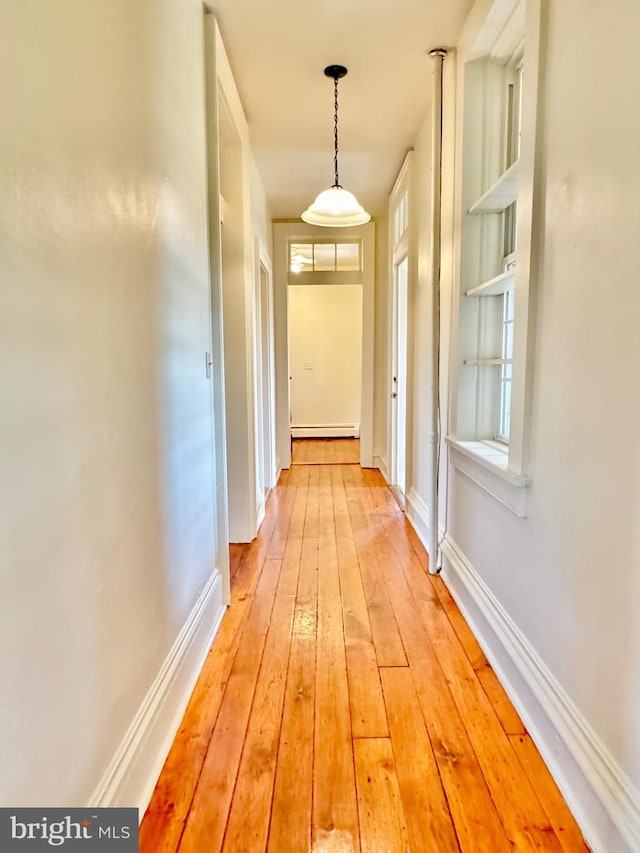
254 237 276 512
273 221 375 472
203 13 230 600
204 16 259 553
387 152 413 502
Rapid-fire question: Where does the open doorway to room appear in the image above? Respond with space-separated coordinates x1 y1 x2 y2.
253 246 276 518
217 95 259 544
288 240 363 465
274 222 375 473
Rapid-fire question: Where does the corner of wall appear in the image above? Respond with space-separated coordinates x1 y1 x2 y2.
374 453 390 484
405 487 432 553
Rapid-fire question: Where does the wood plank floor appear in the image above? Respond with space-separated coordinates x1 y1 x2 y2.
140 464 588 853
291 438 360 465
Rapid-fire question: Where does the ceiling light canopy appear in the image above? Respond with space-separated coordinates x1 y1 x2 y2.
301 65 371 228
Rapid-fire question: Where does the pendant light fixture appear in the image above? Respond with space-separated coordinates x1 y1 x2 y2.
301 65 371 227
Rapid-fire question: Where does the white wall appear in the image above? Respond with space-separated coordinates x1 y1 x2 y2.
0 0 228 809
400 1 640 850
289 284 362 430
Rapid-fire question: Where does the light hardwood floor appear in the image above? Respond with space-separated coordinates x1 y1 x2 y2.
140 464 588 852
291 437 360 465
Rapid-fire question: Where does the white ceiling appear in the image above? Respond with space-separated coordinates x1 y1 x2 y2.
210 0 473 220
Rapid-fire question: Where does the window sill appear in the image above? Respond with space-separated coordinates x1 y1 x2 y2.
445 437 529 517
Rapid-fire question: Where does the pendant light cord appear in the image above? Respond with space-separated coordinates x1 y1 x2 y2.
333 75 340 188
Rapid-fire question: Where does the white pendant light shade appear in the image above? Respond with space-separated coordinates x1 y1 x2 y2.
301 65 371 228
301 185 371 227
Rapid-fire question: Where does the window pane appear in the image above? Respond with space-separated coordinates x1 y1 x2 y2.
503 202 517 258
336 243 360 271
290 243 313 273
503 322 514 360
498 289 514 440
503 289 515 323
500 379 512 440
515 66 524 159
313 243 336 271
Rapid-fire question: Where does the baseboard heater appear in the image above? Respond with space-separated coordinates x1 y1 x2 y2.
291 423 360 439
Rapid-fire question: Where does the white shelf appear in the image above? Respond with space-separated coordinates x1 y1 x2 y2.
469 160 519 214
464 357 510 366
466 269 515 297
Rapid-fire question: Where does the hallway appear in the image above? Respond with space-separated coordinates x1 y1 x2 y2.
140 463 587 852
291 438 361 465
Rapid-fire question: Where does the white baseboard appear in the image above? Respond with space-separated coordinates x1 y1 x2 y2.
373 453 389 483
440 535 640 853
291 423 359 438
89 570 226 818
256 489 266 530
405 487 431 551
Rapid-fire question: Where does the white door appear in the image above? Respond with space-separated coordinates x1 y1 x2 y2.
391 255 408 502
288 283 363 438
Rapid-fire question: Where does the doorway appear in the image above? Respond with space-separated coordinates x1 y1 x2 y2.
289 281 362 433
203 12 260 567
273 222 375 473
254 247 276 525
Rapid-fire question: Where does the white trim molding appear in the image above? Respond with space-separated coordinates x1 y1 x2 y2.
89 570 225 818
447 437 528 517
406 487 431 552
291 423 360 439
374 453 389 482
256 489 266 530
441 535 640 853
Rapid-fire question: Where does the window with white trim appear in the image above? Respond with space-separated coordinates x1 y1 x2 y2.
448 0 541 515
462 46 524 446
289 241 361 274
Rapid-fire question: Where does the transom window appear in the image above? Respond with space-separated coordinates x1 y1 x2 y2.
289 242 361 274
